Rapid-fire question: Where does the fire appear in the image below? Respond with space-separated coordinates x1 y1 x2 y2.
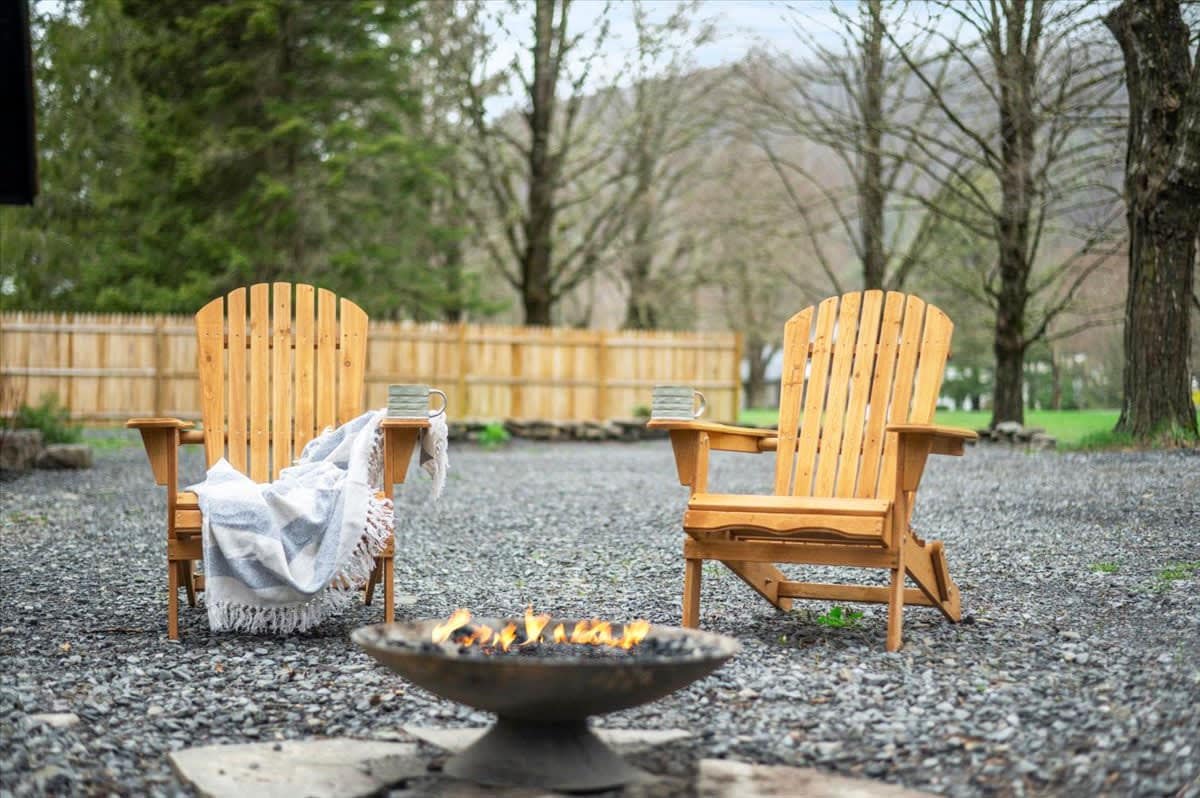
430 607 651 653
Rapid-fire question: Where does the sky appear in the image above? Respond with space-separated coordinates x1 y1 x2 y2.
482 0 960 106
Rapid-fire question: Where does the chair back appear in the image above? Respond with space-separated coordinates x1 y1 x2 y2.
773 290 952 499
194 282 368 481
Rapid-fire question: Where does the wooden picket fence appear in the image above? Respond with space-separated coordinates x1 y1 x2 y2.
0 312 742 424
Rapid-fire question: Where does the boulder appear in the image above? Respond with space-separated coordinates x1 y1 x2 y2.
0 429 43 472
35 443 93 469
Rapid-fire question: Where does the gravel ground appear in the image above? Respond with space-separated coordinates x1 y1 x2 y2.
1 437 1198 797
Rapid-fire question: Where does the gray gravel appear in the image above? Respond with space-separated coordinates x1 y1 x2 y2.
1 437 1198 797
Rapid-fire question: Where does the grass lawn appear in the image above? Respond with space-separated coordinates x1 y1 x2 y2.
738 407 1125 445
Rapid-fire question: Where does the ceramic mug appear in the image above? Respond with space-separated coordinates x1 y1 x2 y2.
387 384 447 419
651 384 706 420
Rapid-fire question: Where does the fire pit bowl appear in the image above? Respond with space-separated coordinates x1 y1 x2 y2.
352 618 740 792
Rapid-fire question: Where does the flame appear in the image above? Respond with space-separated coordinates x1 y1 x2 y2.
524 606 551 642
432 608 472 643
430 607 651 653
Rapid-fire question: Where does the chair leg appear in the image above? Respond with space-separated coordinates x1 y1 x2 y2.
183 561 197 608
886 566 905 652
364 558 381 606
383 556 395 624
167 561 180 641
683 557 702 628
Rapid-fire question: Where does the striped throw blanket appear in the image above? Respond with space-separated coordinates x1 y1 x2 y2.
191 409 448 634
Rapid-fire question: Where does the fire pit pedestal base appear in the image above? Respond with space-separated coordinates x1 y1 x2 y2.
444 717 640 792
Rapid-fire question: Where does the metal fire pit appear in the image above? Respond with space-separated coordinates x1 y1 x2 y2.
352 619 739 793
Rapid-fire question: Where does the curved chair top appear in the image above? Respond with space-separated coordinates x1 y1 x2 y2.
194 282 369 481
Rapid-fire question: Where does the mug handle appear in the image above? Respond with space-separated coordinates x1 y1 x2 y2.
429 389 448 418
692 390 707 419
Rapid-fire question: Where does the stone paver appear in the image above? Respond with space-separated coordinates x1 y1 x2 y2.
697 759 936 798
169 739 422 798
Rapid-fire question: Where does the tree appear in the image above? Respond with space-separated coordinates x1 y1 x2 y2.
1104 0 1200 442
461 0 643 325
112 0 441 315
893 0 1125 425
0 0 144 310
610 1 719 329
739 0 947 294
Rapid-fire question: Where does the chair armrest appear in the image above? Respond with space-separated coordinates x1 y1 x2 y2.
647 420 776 453
126 417 194 430
886 424 977 456
380 418 430 498
126 419 192 488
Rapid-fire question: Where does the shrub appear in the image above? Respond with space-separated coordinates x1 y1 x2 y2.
478 421 511 450
15 394 82 444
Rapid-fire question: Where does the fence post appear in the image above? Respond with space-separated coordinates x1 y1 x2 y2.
596 331 608 421
456 322 469 418
733 331 744 420
510 329 523 419
153 315 166 417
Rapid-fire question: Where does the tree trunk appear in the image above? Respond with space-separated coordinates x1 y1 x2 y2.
858 0 886 290
744 335 771 409
521 0 559 326
987 1 1038 428
1106 0 1200 441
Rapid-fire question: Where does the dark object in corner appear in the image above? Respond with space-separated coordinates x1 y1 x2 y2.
0 0 36 205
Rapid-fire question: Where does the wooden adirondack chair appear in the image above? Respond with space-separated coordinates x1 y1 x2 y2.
127 282 428 640
649 290 977 651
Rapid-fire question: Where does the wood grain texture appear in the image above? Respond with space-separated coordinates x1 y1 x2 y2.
248 284 270 482
271 283 292 479
294 284 315 454
226 288 248 472
195 298 225 467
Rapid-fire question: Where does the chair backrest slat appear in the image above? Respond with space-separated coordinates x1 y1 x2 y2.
337 298 368 427
271 282 293 478
789 296 839 495
833 290 884 497
855 291 906 498
226 288 248 473
776 291 953 499
195 298 225 467
315 288 338 433
248 284 271 482
812 292 862 496
293 284 316 452
772 308 814 494
195 283 368 483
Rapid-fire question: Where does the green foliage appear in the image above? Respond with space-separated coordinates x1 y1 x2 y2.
3 0 496 322
815 605 863 629
1089 562 1119 574
14 394 82 444
1156 562 1200 583
478 421 511 450
632 404 651 419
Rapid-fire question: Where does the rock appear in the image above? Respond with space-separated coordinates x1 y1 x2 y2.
994 421 1023 436
1030 433 1057 451
168 739 421 798
0 428 43 471
34 443 93 469
697 759 935 797
25 712 80 729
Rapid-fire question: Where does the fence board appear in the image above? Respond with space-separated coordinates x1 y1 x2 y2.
0 312 741 424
